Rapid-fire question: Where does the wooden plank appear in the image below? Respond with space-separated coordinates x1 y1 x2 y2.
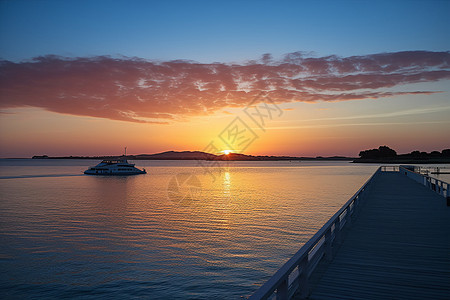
303 172 450 300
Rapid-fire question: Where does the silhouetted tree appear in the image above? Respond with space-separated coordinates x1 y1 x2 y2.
442 149 450 157
430 151 441 157
378 146 397 157
410 150 421 158
359 146 397 159
359 147 449 160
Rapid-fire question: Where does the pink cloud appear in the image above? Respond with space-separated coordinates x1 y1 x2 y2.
0 51 449 123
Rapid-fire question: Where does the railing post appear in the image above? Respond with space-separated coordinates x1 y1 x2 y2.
354 195 360 210
297 256 309 299
346 207 352 227
335 218 342 244
325 228 333 262
276 278 288 300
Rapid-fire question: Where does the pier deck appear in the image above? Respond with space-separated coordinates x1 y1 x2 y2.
249 167 450 300
306 171 450 299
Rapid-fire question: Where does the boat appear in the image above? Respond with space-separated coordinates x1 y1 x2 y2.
84 148 146 175
84 158 146 175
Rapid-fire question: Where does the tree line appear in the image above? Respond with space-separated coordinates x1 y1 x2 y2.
359 146 450 160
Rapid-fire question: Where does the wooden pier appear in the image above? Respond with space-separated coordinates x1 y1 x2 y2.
249 166 450 300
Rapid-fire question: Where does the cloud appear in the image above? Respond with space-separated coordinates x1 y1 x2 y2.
1 51 449 123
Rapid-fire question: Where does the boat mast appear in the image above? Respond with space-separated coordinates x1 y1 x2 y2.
125 146 127 157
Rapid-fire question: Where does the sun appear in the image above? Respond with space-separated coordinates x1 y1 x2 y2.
222 150 232 155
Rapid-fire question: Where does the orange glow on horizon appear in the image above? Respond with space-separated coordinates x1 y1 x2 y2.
1 90 450 159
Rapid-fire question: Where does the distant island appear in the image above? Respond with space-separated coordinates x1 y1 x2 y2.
353 146 450 164
32 151 354 161
30 147 450 163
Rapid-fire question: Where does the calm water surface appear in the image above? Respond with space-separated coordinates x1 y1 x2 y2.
0 160 448 299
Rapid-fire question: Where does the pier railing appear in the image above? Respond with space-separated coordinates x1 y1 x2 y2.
380 165 399 172
399 166 450 198
248 167 383 300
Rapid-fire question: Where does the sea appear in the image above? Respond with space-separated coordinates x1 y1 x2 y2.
1 159 449 299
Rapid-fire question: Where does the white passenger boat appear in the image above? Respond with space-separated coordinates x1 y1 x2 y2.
84 158 146 175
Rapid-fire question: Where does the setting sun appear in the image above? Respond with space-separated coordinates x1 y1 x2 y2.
222 150 233 155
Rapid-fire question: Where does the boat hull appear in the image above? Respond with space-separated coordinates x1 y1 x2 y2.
84 170 146 176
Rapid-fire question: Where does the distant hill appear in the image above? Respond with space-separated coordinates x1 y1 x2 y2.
132 151 216 160
31 150 355 161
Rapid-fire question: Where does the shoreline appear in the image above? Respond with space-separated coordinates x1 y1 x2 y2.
21 156 356 161
4 157 450 163
352 159 450 164
27 151 356 161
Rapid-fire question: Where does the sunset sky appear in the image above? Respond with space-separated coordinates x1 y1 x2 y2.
1 0 449 158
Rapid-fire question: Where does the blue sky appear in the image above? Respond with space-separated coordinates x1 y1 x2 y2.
1 0 449 157
1 0 449 62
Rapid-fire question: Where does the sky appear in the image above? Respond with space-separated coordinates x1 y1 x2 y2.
0 0 449 157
